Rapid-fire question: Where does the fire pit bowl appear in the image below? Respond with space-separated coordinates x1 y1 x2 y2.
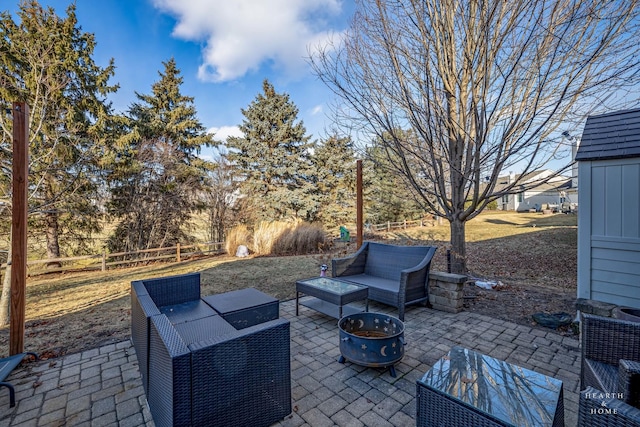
338 312 405 377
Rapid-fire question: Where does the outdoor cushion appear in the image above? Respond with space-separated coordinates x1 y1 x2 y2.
160 299 217 325
333 241 437 320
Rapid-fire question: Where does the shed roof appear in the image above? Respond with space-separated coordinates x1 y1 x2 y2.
575 108 640 161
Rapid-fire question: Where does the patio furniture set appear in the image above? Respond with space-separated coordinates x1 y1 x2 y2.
3 241 639 427
131 273 291 427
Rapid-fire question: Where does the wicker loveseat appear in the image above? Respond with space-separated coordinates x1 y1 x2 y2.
131 273 291 427
579 313 640 426
332 242 437 321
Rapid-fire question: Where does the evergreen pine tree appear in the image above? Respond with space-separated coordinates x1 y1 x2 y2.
366 138 425 224
227 79 316 222
0 1 117 261
107 59 213 252
312 134 357 229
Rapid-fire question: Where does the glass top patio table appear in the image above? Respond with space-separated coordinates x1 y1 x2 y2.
295 277 368 319
298 277 365 294
417 346 564 427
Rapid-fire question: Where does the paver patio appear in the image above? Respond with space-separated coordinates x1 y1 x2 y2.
0 299 581 426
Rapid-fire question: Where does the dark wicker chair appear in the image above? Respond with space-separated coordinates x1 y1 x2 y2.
579 313 640 426
332 241 437 320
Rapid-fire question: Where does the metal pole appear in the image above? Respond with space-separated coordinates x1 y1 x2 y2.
10 102 28 355
356 160 363 249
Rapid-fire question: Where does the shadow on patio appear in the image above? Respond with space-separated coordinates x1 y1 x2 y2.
0 300 580 426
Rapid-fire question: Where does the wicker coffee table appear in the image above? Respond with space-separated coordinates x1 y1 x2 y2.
417 347 564 427
295 277 368 319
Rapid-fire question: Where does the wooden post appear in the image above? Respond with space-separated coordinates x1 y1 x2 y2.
356 160 363 249
176 243 181 263
101 251 106 272
10 102 28 356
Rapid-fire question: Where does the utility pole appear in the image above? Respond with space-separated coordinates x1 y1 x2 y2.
11 102 28 355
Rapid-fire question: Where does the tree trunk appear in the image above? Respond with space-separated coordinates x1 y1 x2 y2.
449 217 466 274
0 244 11 327
45 209 62 269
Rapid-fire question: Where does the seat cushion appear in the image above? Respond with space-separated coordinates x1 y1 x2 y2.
341 274 399 306
174 315 237 346
160 300 218 325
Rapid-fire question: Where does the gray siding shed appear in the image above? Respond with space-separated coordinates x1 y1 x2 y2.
576 108 640 309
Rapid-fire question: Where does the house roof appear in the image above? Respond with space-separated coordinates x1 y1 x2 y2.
575 108 640 161
491 170 571 193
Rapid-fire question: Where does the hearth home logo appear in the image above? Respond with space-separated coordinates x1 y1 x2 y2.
585 391 624 415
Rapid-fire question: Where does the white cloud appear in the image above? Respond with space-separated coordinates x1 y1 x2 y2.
153 0 345 82
208 125 244 141
310 105 323 115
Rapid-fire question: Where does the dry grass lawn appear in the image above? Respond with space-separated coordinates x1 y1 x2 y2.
0 210 577 359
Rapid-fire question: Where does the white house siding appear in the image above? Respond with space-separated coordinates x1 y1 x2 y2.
578 158 640 308
517 190 565 212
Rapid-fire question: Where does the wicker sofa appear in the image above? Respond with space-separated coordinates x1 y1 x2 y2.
332 242 437 321
131 273 291 427
579 313 640 426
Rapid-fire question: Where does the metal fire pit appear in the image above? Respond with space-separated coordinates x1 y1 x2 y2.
338 312 405 377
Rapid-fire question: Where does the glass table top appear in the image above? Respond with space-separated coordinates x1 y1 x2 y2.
419 347 563 427
298 277 365 294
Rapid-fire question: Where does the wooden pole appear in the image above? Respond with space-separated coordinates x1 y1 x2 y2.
10 102 28 356
356 159 363 249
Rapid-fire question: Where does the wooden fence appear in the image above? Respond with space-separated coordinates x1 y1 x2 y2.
367 216 442 232
0 241 225 276
1 216 442 276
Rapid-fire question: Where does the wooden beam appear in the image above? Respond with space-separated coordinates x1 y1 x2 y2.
10 102 28 356
356 159 363 249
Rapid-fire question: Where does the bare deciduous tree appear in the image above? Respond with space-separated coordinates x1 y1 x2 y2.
311 0 640 273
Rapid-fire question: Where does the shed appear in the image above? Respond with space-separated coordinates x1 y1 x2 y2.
575 108 640 309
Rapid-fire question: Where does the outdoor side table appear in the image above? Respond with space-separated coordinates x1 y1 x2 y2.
416 346 564 427
296 277 368 319
203 288 279 330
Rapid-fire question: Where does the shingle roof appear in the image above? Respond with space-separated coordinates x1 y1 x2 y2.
575 108 640 161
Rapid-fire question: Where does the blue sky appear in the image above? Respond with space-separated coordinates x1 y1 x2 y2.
6 0 355 159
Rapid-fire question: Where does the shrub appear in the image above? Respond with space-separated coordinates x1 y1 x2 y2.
225 224 252 256
253 219 327 256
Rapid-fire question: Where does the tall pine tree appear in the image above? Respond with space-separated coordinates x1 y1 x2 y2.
312 134 357 229
366 135 426 224
227 79 316 222
0 1 117 260
107 59 213 253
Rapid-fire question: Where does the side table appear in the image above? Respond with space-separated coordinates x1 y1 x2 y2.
416 346 564 427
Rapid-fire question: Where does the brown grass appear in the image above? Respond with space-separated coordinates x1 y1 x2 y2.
0 211 577 358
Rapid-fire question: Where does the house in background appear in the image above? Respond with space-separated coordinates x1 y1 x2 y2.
576 108 640 309
495 170 576 212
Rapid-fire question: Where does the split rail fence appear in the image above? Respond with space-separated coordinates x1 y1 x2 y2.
1 216 441 276
0 241 224 276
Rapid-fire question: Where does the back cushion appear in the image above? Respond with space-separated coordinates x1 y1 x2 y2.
364 243 431 280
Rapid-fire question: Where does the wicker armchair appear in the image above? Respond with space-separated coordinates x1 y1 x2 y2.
579 313 640 426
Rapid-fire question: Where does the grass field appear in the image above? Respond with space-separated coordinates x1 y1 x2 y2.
0 210 577 358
